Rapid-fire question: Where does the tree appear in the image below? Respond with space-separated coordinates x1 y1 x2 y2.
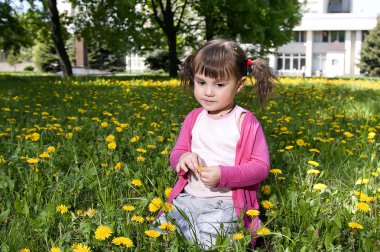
359 20 380 76
0 2 32 54
149 0 188 77
196 0 302 55
47 0 72 76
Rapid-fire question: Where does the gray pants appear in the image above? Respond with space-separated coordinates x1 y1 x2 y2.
157 192 237 248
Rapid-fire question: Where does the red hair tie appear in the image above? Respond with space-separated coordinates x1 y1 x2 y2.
247 58 253 67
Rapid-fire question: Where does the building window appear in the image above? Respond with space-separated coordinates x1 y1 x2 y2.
293 31 306 42
322 31 329 42
277 53 306 71
316 31 345 42
331 31 345 42
327 0 350 13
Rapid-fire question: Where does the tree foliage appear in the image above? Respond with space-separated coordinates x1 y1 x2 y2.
359 20 380 76
0 2 32 54
195 0 302 55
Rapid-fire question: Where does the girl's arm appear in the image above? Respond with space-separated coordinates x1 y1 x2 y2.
169 108 202 175
217 121 270 188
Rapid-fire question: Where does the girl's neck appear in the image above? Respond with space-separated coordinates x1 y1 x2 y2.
208 103 236 117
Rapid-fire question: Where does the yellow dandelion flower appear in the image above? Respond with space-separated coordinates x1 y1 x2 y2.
136 148 147 153
50 247 61 252
308 160 319 167
280 127 288 132
30 132 40 141
246 209 260 217
285 145 294 150
100 163 108 168
371 172 378 177
136 156 145 162
165 188 172 199
261 200 274 209
26 158 39 164
47 146 56 153
368 132 376 139
232 233 244 240
123 205 135 212
296 139 305 146
56 204 68 214
257 227 271 236
161 203 174 212
261 185 271 195
355 178 369 185
357 202 371 212
94 225 112 240
149 198 163 212
313 183 327 191
71 243 92 252
105 134 115 143
19 249 31 252
348 222 363 229
270 169 282 175
146 216 155 222
359 193 371 202
145 230 161 238
344 132 354 138
131 179 142 187
107 142 116 150
85 208 96 218
116 126 123 133
165 223 176 231
101 122 108 128
161 148 170 155
147 144 156 149
158 136 165 142
112 237 134 247
39 152 50 158
309 149 320 153
115 162 123 170
131 136 140 143
131 215 144 223
307 169 321 175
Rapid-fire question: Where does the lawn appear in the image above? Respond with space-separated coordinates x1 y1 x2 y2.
0 75 379 251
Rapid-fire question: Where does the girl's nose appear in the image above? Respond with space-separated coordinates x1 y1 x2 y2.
205 85 214 96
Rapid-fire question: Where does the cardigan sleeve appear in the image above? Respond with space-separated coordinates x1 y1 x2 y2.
169 109 199 175
217 117 270 188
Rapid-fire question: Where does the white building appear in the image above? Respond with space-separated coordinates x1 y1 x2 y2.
269 0 379 77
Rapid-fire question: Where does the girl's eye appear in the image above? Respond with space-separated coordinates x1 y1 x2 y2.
197 81 205 85
216 83 224 88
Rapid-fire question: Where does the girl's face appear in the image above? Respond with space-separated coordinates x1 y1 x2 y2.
193 73 245 117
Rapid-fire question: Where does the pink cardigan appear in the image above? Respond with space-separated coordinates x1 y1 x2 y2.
168 107 270 235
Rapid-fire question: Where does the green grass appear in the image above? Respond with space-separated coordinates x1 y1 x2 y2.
0 76 379 251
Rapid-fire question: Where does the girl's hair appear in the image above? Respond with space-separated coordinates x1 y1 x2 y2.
180 38 277 107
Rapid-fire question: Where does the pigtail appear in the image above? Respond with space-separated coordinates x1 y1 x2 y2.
248 58 277 108
180 54 195 89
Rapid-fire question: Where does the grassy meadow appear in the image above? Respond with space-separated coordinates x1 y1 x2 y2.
0 75 379 252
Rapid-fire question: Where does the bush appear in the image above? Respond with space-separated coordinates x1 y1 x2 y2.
145 51 180 73
23 65 34 71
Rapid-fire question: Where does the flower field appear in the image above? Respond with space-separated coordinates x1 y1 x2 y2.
0 76 379 251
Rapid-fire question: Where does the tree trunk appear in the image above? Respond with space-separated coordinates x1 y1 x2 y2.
167 29 178 77
47 0 72 76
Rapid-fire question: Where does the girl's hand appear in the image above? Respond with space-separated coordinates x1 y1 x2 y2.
199 166 221 188
175 152 202 173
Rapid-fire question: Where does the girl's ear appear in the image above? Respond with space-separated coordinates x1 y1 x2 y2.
237 77 246 93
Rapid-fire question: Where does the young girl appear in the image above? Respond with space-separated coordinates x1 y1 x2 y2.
159 38 276 248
